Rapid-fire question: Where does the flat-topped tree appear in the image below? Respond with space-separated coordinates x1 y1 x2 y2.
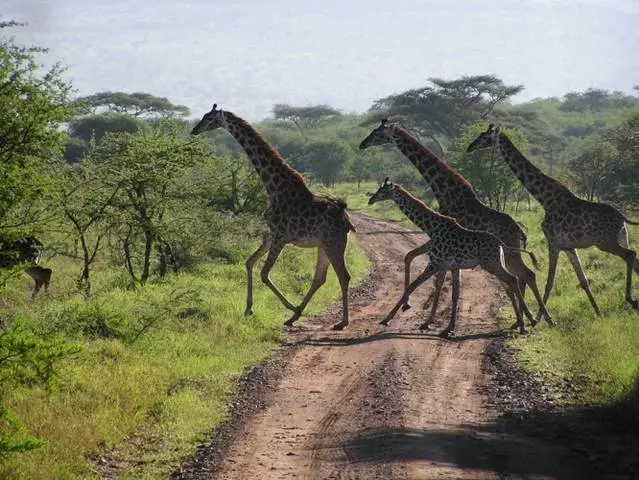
467 123 639 315
360 120 553 327
191 104 355 329
369 179 538 336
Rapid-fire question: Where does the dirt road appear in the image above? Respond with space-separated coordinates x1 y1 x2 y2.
176 213 591 480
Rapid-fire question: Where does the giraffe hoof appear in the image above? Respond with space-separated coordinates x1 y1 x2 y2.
509 321 519 330
379 318 391 326
439 329 454 338
332 322 347 330
401 303 412 312
244 308 254 316
418 322 432 331
631 300 639 310
518 327 529 335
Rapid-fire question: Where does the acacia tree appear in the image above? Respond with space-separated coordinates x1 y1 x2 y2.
53 157 121 295
0 21 73 228
272 104 341 135
73 91 190 118
298 140 353 187
607 113 639 201
567 138 616 201
368 75 523 154
450 122 530 211
96 122 205 285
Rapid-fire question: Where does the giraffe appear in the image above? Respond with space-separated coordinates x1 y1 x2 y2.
369 178 538 335
191 104 355 329
467 123 639 315
360 120 554 327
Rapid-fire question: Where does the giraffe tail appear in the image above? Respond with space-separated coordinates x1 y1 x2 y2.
344 210 357 232
522 249 540 270
503 245 539 270
515 221 528 249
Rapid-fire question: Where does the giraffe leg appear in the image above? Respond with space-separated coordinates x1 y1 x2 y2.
486 263 535 334
245 237 271 315
617 225 639 274
498 278 524 331
596 235 639 310
505 251 553 328
419 270 446 330
325 235 351 330
440 269 460 337
566 249 601 316
260 239 299 314
285 248 330 327
402 242 431 311
382 262 439 326
542 244 561 308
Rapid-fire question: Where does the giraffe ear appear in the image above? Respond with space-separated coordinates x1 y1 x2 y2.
381 118 388 127
211 103 218 111
487 123 495 132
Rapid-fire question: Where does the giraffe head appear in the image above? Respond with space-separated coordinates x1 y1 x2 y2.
466 124 501 153
368 177 397 205
191 104 226 135
359 119 394 150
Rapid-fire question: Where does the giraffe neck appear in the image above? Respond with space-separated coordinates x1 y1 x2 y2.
390 125 477 208
497 133 572 209
392 186 452 234
222 111 312 200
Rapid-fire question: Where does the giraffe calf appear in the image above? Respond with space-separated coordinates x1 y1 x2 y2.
369 179 537 336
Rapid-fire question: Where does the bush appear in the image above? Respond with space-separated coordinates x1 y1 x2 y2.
0 320 79 458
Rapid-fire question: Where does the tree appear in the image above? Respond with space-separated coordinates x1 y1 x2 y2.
0 21 73 228
450 122 530 210
96 122 206 285
368 75 524 153
605 113 639 201
73 91 190 118
567 138 616 201
298 140 353 187
272 104 341 135
53 157 121 295
68 113 142 144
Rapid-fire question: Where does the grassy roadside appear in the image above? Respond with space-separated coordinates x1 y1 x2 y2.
498 203 639 427
0 233 370 479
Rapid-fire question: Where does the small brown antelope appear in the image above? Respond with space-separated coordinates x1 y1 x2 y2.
369 179 539 336
0 236 52 298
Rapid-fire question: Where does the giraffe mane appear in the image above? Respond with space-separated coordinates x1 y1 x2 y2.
230 113 309 188
392 124 475 190
394 184 460 225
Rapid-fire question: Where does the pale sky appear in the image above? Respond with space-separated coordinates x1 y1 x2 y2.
5 0 639 121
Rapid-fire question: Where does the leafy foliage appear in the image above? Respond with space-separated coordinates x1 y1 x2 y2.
450 122 531 210
0 320 78 457
73 91 190 118
272 104 341 134
369 75 523 152
0 21 73 226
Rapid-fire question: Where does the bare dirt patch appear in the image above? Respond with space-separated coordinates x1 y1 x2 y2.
173 213 594 480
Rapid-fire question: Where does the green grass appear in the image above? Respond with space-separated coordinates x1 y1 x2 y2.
501 203 639 415
0 233 370 479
